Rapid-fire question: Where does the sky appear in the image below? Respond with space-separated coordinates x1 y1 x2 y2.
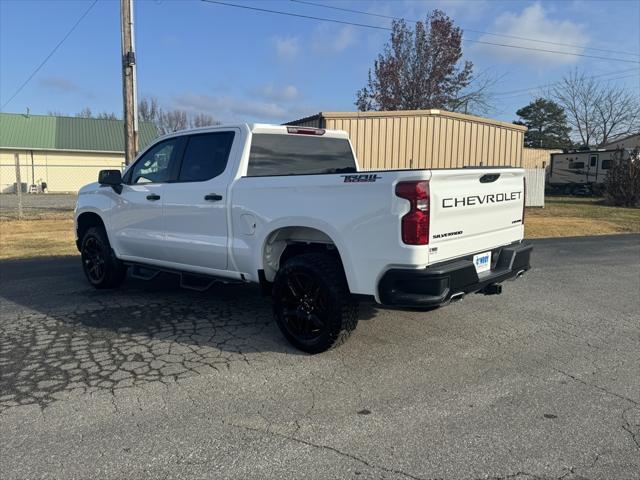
1 0 639 125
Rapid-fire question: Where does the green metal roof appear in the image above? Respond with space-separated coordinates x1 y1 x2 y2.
0 112 158 152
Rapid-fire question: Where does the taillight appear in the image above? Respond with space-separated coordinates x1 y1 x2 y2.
522 177 526 225
286 126 326 135
395 180 430 245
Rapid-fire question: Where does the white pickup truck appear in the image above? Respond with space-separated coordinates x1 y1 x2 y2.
75 124 531 353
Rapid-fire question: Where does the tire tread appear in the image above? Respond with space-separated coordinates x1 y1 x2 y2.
81 226 126 289
273 252 358 353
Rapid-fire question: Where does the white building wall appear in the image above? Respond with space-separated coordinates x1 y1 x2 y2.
524 169 546 207
0 149 124 193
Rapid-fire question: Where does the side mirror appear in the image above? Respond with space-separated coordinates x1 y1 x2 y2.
98 170 123 193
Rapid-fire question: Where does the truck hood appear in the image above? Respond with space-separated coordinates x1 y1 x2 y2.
78 182 101 195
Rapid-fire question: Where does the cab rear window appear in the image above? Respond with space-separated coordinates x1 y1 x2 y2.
247 134 357 176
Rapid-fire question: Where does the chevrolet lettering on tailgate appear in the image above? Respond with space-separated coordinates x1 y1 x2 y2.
442 191 522 208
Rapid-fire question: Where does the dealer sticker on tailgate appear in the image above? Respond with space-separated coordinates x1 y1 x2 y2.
473 251 492 274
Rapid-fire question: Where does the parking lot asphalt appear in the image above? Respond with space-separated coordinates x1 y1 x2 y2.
1 235 638 480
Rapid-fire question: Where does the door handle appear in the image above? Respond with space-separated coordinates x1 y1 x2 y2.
204 193 223 201
146 194 161 201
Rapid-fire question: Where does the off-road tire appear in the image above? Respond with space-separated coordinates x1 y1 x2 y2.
81 226 127 289
272 253 358 354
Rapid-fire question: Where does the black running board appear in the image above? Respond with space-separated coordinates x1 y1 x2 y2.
125 262 245 291
180 273 218 292
130 264 160 281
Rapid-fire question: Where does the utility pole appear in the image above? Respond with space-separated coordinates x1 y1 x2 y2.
120 0 139 165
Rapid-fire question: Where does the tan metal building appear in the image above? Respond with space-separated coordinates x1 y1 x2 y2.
521 147 562 169
287 109 527 170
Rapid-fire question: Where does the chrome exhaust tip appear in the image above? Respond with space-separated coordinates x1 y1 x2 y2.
515 269 526 279
449 292 465 303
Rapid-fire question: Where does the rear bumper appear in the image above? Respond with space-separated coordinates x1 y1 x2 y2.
378 242 532 308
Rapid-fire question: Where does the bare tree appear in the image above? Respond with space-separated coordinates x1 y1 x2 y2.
72 108 118 120
138 97 160 122
76 107 93 118
550 71 640 147
137 96 220 135
594 86 640 145
356 11 491 114
96 112 118 120
137 97 183 134
190 113 220 128
447 70 499 116
159 110 187 133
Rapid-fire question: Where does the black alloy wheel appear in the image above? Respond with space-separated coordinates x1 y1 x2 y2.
80 226 127 289
82 235 106 284
279 270 329 343
272 253 358 354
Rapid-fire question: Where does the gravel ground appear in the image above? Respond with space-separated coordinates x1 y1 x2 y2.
0 235 638 479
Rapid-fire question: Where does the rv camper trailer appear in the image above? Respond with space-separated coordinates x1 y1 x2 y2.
547 149 623 195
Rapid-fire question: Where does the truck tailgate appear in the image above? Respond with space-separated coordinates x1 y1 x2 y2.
428 168 525 262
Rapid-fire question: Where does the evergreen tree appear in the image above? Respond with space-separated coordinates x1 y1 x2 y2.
514 98 572 149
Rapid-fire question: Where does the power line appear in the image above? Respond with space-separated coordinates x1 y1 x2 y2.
494 68 640 97
495 74 640 101
290 0 640 58
202 1 640 65
203 0 389 31
468 40 638 65
0 0 98 111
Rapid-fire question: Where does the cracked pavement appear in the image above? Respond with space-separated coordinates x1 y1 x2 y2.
1 235 638 479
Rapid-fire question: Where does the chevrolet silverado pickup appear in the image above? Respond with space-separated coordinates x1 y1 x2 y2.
75 124 532 353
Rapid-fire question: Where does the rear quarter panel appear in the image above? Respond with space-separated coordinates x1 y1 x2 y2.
229 171 431 296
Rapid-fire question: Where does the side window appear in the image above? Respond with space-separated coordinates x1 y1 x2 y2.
569 161 585 169
601 159 613 170
178 132 235 182
247 134 357 176
127 138 182 184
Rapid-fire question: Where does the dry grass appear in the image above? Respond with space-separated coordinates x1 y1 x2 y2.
526 197 640 238
1 197 638 260
0 218 77 260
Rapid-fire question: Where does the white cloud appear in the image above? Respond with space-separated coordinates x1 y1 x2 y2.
251 84 299 102
472 3 588 66
173 92 288 122
414 0 490 19
332 26 357 52
39 76 93 98
273 36 300 61
170 89 324 124
313 25 357 54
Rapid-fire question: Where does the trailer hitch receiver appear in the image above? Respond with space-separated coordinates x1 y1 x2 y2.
482 283 502 295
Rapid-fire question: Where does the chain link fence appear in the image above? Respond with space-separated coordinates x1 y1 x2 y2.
1 153 123 219
0 193 77 220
